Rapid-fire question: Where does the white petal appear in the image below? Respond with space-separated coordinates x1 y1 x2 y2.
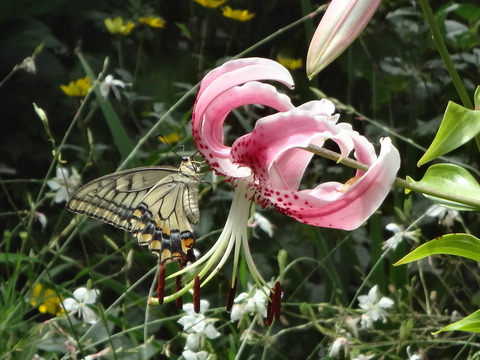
185 333 200 350
182 350 197 360
204 324 220 339
47 180 61 191
80 305 98 324
233 292 248 303
183 303 195 315
83 289 99 304
198 300 210 314
178 315 196 330
230 305 243 322
73 287 88 302
378 297 394 309
62 297 79 312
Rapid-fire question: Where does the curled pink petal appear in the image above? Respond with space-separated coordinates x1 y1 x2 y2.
193 59 294 176
254 138 400 230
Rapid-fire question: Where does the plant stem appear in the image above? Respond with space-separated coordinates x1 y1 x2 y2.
305 144 480 209
418 0 480 150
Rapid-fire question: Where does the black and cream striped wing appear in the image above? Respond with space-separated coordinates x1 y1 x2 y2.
67 159 200 265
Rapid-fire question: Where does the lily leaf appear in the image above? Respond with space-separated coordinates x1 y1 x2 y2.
417 101 480 166
407 164 480 211
433 309 480 334
394 233 480 266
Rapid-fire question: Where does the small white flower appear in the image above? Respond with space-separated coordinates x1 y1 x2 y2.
82 348 110 360
358 285 394 329
250 212 274 237
383 223 421 251
100 74 129 99
406 346 421 360
177 300 220 351
181 350 209 360
35 211 48 230
47 167 80 203
230 283 269 322
62 287 100 324
352 355 374 360
328 337 349 358
22 57 37 74
427 204 459 229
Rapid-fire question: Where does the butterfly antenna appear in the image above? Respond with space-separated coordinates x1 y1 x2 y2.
157 134 183 159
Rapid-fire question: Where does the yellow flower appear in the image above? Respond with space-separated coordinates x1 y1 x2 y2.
222 6 255 21
276 55 303 70
139 16 166 28
194 0 227 8
158 133 181 144
104 17 135 35
30 283 64 316
60 76 91 97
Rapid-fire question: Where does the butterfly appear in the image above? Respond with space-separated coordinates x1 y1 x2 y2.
67 157 201 270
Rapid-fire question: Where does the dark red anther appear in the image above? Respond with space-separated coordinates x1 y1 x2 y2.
157 264 166 304
265 282 282 326
193 276 201 313
273 282 282 320
175 275 183 310
265 291 274 326
226 277 238 311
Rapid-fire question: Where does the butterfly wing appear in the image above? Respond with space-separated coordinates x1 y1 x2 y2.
67 161 200 265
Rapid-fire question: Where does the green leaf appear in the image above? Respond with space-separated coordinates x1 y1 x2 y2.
407 163 480 211
394 233 480 266
417 101 480 166
433 309 480 334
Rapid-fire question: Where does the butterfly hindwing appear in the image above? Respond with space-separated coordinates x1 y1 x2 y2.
67 158 200 266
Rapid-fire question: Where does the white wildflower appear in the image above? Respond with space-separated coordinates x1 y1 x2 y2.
181 350 210 360
177 300 220 351
250 212 274 237
47 167 80 203
328 337 349 358
358 285 394 329
62 287 100 324
230 283 269 322
427 204 459 229
383 223 421 251
407 346 421 360
100 74 129 99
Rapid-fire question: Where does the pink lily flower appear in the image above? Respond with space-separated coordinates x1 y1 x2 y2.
166 58 399 317
306 0 382 79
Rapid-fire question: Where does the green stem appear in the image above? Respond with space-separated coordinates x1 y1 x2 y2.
418 0 480 151
305 144 480 209
418 0 472 109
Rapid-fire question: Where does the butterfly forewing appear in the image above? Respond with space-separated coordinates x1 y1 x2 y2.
67 158 200 266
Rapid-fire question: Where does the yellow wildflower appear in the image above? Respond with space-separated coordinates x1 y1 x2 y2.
276 55 303 70
222 6 255 21
158 133 181 144
139 16 166 28
104 17 135 35
30 283 64 316
60 76 91 97
194 0 227 8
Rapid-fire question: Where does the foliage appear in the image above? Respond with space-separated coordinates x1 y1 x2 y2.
0 0 479 359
